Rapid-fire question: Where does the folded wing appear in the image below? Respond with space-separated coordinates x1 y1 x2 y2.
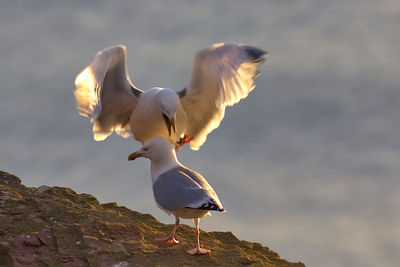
179 43 268 150
74 45 142 141
153 166 224 212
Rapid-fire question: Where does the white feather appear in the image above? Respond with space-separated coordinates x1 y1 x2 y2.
74 43 267 150
74 45 141 141
180 43 268 150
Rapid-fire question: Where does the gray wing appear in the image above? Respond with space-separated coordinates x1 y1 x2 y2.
179 43 268 150
74 45 143 141
153 166 224 211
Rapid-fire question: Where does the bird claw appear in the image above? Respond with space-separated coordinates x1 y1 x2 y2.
155 237 179 244
187 247 210 255
175 135 193 151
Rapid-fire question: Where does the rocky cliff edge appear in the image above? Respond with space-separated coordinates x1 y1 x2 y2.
0 170 304 267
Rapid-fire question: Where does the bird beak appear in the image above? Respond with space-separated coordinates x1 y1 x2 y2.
171 117 176 133
128 151 143 161
162 114 176 136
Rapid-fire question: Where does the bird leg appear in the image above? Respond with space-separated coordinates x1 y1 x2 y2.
187 218 210 255
156 216 180 244
175 135 193 152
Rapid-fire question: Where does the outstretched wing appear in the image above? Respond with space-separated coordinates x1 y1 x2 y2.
74 45 143 141
179 43 268 150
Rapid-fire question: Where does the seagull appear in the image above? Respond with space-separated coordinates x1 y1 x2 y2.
127 137 225 255
74 43 267 150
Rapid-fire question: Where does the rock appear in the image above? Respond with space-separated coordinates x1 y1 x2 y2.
112 262 129 267
111 242 130 255
0 170 305 266
0 242 13 267
22 234 43 247
38 229 57 248
33 185 51 196
83 235 112 252
0 171 21 185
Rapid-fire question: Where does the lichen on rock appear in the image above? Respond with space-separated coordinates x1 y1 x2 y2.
0 170 305 266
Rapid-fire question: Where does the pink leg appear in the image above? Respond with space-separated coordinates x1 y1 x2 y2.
175 135 193 152
187 218 210 255
156 216 180 244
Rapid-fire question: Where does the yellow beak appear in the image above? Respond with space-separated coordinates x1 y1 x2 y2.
162 114 176 136
128 151 143 161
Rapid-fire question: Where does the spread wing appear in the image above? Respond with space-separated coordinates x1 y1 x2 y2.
74 45 142 141
179 43 268 150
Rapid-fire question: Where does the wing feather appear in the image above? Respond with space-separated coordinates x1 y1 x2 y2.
74 45 142 141
180 43 268 150
153 166 223 211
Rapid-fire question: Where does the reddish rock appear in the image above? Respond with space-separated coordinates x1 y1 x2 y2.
38 229 57 249
22 234 43 247
0 171 21 185
0 170 305 267
83 235 112 251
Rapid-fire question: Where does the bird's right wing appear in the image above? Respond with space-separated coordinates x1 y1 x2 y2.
74 45 142 141
179 43 268 150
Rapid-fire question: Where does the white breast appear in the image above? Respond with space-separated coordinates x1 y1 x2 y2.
130 88 187 145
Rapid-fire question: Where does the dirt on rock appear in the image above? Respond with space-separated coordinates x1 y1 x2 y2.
0 170 305 267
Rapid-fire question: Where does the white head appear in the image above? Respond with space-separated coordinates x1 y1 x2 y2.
158 88 179 119
156 88 179 136
128 137 176 162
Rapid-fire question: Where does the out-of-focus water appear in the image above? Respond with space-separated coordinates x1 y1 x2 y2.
1 1 399 266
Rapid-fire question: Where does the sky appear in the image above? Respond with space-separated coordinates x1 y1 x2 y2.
1 1 399 266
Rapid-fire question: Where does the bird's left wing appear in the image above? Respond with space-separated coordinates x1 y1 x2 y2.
153 166 223 211
179 43 268 150
74 45 143 141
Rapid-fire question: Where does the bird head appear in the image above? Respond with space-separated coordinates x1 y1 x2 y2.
158 88 179 136
128 137 175 161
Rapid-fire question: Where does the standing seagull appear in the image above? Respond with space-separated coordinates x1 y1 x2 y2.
127 137 225 255
74 43 268 150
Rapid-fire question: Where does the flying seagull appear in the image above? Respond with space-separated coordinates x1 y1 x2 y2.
74 43 268 150
128 137 225 255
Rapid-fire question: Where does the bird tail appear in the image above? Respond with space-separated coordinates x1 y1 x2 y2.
186 198 225 212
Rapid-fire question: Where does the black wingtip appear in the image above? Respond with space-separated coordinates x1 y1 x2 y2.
186 198 225 212
177 87 187 98
218 207 226 213
243 46 268 63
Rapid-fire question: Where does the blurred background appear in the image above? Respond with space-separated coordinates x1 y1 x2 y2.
1 1 399 266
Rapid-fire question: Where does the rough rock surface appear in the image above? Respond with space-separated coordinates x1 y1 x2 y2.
0 170 305 267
